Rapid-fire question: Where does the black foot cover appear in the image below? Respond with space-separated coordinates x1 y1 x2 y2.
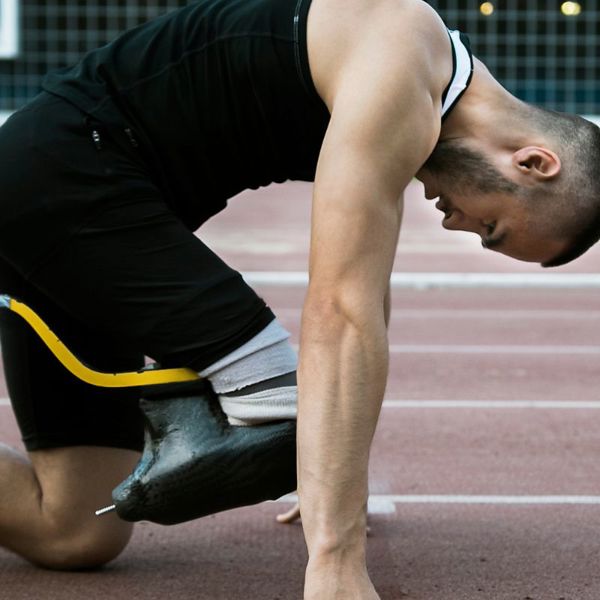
112 382 296 525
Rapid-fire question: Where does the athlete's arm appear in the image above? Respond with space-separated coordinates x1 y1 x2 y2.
277 281 390 529
298 5 448 598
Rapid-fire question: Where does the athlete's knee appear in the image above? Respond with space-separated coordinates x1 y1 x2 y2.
32 517 133 571
199 319 298 426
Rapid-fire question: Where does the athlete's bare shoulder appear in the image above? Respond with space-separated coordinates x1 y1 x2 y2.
307 0 453 110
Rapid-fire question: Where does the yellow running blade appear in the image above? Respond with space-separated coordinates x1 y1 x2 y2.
0 294 201 388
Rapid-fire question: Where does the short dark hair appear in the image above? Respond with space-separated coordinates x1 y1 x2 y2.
542 211 600 267
542 209 600 267
524 108 600 267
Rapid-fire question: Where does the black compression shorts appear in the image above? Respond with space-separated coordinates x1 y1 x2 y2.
0 92 274 452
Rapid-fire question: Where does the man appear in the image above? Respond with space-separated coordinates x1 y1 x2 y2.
0 0 598 598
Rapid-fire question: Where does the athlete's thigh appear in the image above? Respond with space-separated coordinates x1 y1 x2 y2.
27 194 275 372
0 93 273 373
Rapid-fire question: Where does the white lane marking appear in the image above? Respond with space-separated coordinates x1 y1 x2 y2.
276 494 600 514
276 308 600 320
3 398 598 410
367 496 397 514
291 343 600 355
243 271 600 289
382 400 600 409
3 398 598 409
388 309 600 320
388 344 600 355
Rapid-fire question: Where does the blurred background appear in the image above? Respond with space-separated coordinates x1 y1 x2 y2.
0 0 598 118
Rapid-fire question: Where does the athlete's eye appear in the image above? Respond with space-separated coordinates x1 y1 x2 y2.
486 221 496 235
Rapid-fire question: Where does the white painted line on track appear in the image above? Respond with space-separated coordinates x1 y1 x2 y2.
367 496 398 514
382 400 600 409
277 308 600 320
393 310 600 320
243 271 600 289
292 343 600 355
388 309 600 320
276 494 600 514
3 397 598 410
0 112 10 126
388 344 600 355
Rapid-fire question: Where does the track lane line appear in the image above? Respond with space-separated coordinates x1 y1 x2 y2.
290 343 600 355
243 271 600 289
3 398 600 408
289 344 600 354
387 344 600 354
276 308 600 320
381 400 600 409
276 494 600 514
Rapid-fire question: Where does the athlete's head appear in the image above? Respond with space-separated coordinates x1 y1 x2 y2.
416 105 600 266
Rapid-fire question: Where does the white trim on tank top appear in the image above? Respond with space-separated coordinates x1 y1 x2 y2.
441 30 473 118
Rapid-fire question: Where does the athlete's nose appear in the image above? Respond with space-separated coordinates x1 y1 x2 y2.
424 184 440 200
416 172 440 200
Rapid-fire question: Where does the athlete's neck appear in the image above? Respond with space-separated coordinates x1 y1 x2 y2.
439 57 541 154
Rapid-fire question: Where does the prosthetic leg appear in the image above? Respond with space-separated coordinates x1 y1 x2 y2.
113 380 296 524
1 295 297 525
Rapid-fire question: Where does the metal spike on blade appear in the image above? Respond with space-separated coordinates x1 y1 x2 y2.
95 504 116 516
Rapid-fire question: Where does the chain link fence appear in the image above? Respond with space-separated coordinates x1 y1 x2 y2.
429 0 599 116
0 0 598 115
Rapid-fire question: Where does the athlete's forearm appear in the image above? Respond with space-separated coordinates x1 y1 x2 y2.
297 297 388 564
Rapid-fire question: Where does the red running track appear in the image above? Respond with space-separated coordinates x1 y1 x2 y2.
1 181 599 599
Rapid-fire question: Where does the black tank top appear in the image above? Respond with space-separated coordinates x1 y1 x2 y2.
43 0 330 230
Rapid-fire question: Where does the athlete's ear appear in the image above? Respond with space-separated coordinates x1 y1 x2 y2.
512 146 561 182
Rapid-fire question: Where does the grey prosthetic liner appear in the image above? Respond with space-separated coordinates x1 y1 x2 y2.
112 380 296 525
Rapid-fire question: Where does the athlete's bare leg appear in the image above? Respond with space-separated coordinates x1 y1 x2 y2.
0 442 139 569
